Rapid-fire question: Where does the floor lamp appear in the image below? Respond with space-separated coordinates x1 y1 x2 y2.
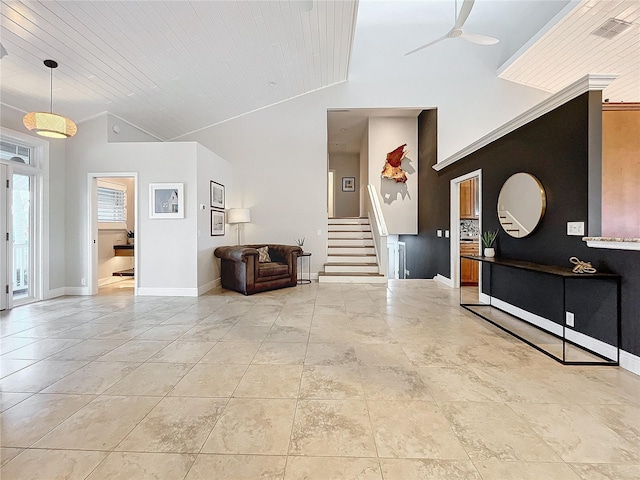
227 208 251 245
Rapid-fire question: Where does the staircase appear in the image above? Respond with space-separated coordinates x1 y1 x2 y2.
318 217 386 283
498 210 522 237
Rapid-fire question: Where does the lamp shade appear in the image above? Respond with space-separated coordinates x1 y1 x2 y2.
23 112 77 138
227 208 251 224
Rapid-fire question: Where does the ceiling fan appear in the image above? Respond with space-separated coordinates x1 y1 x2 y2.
405 0 499 56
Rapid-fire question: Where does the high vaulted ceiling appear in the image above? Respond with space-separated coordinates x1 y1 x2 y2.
0 0 358 140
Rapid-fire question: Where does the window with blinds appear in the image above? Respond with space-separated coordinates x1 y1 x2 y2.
97 180 127 229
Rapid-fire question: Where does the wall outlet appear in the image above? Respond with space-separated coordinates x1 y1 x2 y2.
405 269 410 277
437 230 443 237
567 221 585 236
81 277 86 286
445 230 450 238
565 311 575 327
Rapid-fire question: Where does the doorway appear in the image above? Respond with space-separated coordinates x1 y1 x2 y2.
88 173 138 296
450 169 482 294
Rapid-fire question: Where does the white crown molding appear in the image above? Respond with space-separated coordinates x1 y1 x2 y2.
433 74 619 172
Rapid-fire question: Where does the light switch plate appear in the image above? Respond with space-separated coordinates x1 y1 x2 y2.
567 222 585 236
437 230 443 237
566 311 575 327
445 230 450 238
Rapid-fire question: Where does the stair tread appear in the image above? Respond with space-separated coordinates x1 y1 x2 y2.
328 253 376 257
325 262 378 266
318 272 384 277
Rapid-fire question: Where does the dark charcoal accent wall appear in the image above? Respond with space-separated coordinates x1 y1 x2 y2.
408 92 639 357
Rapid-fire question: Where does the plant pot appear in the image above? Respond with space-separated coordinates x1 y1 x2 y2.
484 247 495 258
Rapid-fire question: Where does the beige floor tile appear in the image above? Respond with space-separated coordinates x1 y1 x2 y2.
169 363 247 397
304 343 358 366
104 362 193 396
581 404 640 446
274 313 313 327
0 337 37 355
266 325 310 343
234 365 303 398
221 325 271 342
48 339 127 361
299 366 364 399
134 324 194 341
179 324 234 342
284 456 382 480
289 399 377 457
96 340 170 362
0 360 87 393
379 459 481 480
416 366 503 402
0 392 32 412
41 361 139 395
117 397 226 453
253 342 307 365
0 393 95 447
508 403 640 463
0 338 82 360
199 342 261 364
33 395 160 450
148 340 215 363
87 324 154 340
186 454 286 480
0 449 107 480
368 400 468 459
569 463 640 480
440 402 561 462
86 452 196 480
355 344 410 366
360 366 433 400
202 398 296 455
473 460 581 479
0 358 38 378
0 448 23 466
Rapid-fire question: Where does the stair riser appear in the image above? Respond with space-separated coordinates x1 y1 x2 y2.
328 247 376 255
325 265 379 273
328 225 371 232
329 218 369 225
327 256 375 264
318 275 387 284
328 231 373 239
328 239 374 247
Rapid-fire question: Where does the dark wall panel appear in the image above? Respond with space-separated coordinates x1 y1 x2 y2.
410 92 640 357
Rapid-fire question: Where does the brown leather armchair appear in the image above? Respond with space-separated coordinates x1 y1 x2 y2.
214 244 303 295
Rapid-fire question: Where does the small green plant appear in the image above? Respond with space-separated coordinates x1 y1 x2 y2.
295 237 305 247
481 230 498 248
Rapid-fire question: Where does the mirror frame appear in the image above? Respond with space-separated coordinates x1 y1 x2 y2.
497 173 546 238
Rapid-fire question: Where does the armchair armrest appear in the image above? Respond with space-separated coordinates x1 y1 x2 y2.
267 245 303 264
214 246 259 263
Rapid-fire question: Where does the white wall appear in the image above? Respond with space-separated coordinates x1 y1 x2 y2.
107 114 160 143
359 123 369 217
329 154 359 218
368 117 418 235
195 143 234 291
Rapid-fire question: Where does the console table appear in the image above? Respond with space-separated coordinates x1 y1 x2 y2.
460 255 620 366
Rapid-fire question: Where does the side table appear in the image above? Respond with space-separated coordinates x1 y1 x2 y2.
297 252 312 284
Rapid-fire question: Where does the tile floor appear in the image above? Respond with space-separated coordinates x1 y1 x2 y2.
1 279 639 479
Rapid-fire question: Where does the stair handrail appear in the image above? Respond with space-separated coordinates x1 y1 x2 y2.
366 184 388 277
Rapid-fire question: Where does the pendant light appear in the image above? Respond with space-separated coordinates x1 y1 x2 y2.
23 59 77 138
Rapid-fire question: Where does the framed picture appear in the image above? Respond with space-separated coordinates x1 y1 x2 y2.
149 183 184 219
342 176 356 192
210 181 225 209
211 209 225 236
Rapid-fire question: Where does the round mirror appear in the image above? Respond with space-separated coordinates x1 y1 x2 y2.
497 173 546 238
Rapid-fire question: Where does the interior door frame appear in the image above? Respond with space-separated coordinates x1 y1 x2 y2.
87 172 138 296
0 164 8 310
450 169 482 293
328 169 335 218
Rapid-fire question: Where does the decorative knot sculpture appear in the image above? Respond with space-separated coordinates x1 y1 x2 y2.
569 257 597 274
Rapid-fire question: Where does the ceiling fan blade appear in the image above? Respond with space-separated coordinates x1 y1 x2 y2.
459 31 499 45
454 0 475 29
404 34 449 56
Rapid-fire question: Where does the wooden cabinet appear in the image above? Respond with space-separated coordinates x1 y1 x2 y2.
460 242 479 285
460 178 478 219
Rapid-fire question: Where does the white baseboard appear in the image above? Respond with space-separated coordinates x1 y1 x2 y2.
565 328 618 361
198 278 221 296
45 287 66 299
137 287 199 297
489 296 563 336
65 287 91 296
620 350 640 376
434 274 454 287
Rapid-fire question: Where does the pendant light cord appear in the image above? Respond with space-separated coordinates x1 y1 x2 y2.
49 66 53 113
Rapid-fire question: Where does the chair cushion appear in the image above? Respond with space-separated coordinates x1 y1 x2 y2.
257 246 271 263
258 262 288 277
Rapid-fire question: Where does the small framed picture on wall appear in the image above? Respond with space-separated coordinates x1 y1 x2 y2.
210 181 225 209
211 209 225 236
342 177 355 192
149 183 184 219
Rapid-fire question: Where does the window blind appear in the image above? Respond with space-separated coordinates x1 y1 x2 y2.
97 186 126 223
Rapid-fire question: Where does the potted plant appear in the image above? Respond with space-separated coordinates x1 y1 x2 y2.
295 237 305 252
127 230 135 245
481 230 498 257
